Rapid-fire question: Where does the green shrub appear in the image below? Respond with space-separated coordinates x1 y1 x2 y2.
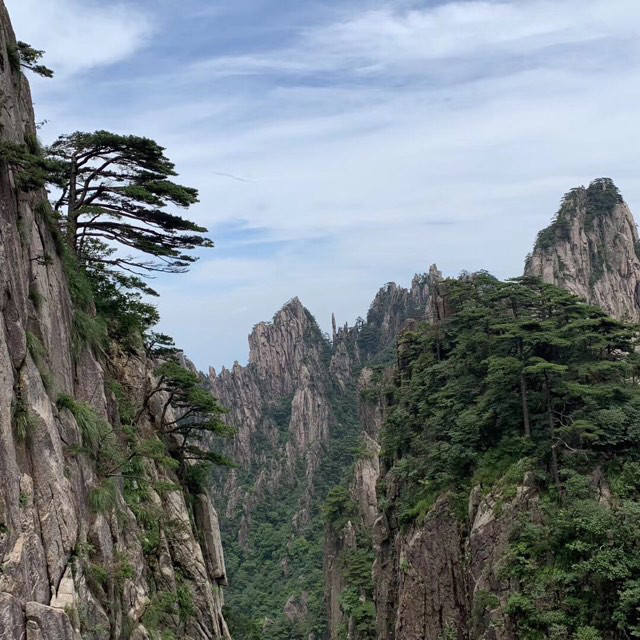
25 332 54 393
13 398 38 442
57 394 104 450
6 44 20 73
322 485 356 530
176 585 195 624
72 309 107 354
29 285 45 310
142 591 179 630
107 379 135 426
184 462 211 495
88 478 118 513
85 561 109 588
26 332 46 367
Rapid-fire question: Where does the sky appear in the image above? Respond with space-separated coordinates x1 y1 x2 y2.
7 0 640 371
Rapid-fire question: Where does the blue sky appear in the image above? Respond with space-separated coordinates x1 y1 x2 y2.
7 0 640 370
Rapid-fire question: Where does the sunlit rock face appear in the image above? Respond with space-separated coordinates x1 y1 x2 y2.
207 266 441 634
0 3 230 637
525 178 640 322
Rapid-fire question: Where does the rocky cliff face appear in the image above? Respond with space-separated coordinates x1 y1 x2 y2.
0 5 229 638
208 270 441 636
209 299 332 537
525 178 640 321
364 179 640 640
372 472 541 640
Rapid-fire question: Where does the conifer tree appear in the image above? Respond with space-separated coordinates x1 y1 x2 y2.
148 361 234 473
47 131 213 274
9 41 54 77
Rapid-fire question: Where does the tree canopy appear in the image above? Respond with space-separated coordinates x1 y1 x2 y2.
383 274 640 503
47 130 213 275
9 41 54 78
380 273 640 637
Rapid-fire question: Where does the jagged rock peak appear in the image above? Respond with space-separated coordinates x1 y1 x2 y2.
525 178 640 321
249 296 314 343
247 297 328 397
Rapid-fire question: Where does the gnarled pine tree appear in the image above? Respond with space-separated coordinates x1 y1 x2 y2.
47 130 213 274
8 41 54 78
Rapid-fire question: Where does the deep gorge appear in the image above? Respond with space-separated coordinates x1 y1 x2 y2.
2 3 640 640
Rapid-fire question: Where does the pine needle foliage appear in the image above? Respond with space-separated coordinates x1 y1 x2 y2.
88 478 118 513
379 273 640 638
47 130 213 275
7 41 54 77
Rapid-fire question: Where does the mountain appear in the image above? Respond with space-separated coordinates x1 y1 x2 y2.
2 0 638 636
525 178 640 321
207 270 443 637
213 180 640 640
0 5 229 638
331 179 640 640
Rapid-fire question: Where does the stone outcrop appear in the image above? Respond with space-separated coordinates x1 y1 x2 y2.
369 179 640 640
208 268 441 633
323 433 380 640
208 276 438 536
0 4 229 637
324 521 357 639
374 496 467 640
208 298 333 531
525 178 640 321
372 476 540 640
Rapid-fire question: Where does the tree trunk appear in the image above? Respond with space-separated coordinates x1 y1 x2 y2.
544 373 562 495
66 155 78 250
518 339 531 438
520 371 531 438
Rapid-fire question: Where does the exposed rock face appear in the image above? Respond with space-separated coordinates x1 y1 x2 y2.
208 278 438 533
208 269 441 634
374 496 467 640
352 435 380 531
209 298 332 530
0 4 229 637
373 477 540 640
324 521 357 639
525 178 640 321
370 180 640 640
283 591 310 623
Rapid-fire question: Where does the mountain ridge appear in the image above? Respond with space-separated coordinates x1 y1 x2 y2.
213 177 640 639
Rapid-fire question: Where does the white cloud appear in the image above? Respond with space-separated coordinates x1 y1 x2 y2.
17 0 640 369
4 0 153 77
193 0 640 77
309 0 640 66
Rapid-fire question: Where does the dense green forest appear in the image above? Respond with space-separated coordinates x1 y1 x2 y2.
375 274 640 638
222 384 363 639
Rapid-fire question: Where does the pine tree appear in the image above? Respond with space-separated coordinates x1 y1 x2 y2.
47 130 213 274
150 361 234 472
8 41 54 78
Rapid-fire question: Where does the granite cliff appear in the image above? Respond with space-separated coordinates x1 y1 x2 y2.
215 178 640 640
0 4 229 638
525 178 640 321
327 178 640 640
208 271 443 637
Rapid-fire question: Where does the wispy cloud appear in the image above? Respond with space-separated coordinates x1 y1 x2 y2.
191 0 640 78
5 0 154 77
8 0 640 369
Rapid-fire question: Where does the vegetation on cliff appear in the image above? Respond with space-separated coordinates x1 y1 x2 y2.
1 31 233 636
378 273 640 638
534 178 623 251
222 380 363 640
